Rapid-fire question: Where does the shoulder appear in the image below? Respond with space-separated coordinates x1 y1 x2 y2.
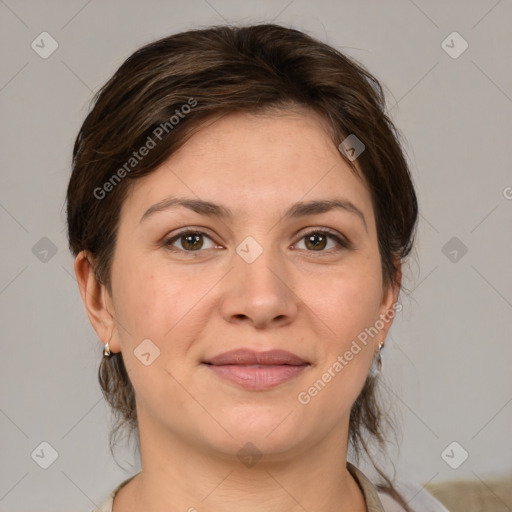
376 480 450 512
347 463 388 512
347 463 449 512
90 474 138 512
90 492 114 512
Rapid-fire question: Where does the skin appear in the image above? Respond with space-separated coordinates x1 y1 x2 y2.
75 107 400 512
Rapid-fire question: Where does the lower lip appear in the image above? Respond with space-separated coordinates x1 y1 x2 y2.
204 364 309 390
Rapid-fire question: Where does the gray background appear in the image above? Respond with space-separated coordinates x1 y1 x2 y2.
1 0 511 510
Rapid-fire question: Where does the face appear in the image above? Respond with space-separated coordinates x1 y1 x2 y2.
94 109 398 461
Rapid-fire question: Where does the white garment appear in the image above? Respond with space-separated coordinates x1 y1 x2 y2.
377 480 450 512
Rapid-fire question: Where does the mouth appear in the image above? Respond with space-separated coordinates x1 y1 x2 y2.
202 348 311 390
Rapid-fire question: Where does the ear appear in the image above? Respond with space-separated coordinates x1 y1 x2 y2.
374 260 402 350
74 250 121 354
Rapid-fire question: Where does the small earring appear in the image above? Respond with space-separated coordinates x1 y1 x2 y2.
103 332 113 357
376 342 384 372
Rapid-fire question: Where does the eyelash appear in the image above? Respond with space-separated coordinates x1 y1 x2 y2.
163 228 350 255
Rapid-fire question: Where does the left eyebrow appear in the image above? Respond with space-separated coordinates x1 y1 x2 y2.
139 196 367 232
283 199 367 232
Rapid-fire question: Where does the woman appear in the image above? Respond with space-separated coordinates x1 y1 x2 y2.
67 23 447 512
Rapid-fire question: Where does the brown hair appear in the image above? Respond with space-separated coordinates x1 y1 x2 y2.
66 23 418 509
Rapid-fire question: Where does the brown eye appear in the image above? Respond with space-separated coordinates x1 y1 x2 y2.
182 233 203 250
295 230 349 253
165 231 216 252
305 232 327 251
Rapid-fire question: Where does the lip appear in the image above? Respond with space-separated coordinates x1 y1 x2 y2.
203 349 310 390
204 348 308 366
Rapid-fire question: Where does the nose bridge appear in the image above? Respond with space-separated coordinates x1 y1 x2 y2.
242 250 282 291
220 234 297 327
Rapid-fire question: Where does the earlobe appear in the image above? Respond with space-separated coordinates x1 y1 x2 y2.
74 250 118 353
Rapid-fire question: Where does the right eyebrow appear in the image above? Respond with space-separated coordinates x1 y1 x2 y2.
140 197 233 224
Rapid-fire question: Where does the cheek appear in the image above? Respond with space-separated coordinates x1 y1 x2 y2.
296 272 381 419
112 256 218 355
332 281 382 346
300 255 383 386
110 264 203 412
304 257 383 344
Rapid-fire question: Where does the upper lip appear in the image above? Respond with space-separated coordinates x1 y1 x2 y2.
203 349 309 366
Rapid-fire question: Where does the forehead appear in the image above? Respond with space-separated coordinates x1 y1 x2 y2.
122 109 373 226
173 107 348 171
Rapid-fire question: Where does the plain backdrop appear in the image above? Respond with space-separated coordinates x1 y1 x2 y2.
0 1 511 511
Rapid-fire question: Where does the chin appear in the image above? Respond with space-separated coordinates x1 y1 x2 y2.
203 408 310 457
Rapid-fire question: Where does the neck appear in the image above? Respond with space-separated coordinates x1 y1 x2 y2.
114 414 366 512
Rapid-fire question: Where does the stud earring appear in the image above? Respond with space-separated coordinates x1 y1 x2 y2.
376 341 384 372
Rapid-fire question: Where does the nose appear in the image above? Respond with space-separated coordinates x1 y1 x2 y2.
219 243 299 329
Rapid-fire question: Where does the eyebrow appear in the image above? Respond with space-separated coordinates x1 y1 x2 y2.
139 196 367 232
